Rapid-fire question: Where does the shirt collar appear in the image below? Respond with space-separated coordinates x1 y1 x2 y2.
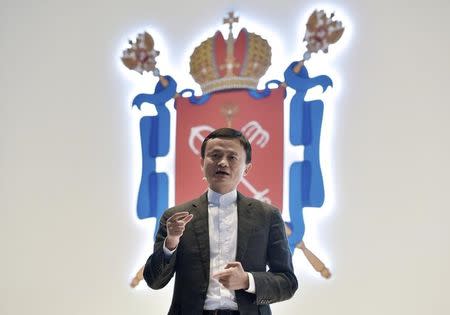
207 188 237 207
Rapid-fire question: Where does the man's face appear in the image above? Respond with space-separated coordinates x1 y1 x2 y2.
201 137 252 194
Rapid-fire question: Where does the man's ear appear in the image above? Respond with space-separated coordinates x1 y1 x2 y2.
200 158 204 171
243 163 252 176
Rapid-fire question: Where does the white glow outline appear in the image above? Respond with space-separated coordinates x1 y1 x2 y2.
118 6 353 283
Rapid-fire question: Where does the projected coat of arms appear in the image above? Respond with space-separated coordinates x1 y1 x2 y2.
121 11 344 287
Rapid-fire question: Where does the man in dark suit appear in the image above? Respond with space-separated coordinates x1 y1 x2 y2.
144 128 298 314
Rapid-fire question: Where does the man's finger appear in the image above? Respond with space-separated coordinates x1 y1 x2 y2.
169 211 190 219
212 269 233 279
182 214 194 224
225 261 242 269
168 212 190 222
218 278 229 287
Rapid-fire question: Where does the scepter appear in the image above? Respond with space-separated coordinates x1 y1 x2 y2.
290 10 344 279
121 32 168 288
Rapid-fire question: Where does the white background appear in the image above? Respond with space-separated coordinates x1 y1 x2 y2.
1 0 450 314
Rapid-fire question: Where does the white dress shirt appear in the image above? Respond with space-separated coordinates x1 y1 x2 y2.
163 188 255 310
204 188 239 310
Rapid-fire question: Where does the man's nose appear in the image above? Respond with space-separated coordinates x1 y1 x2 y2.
218 158 228 167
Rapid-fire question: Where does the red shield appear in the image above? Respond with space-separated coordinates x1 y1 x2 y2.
175 86 285 210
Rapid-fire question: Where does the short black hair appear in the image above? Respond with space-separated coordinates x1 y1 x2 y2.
201 128 252 164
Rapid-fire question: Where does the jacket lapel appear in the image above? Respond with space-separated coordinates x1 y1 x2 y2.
236 192 256 262
191 193 210 279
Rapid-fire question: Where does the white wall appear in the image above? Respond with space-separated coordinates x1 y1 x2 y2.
2 0 450 314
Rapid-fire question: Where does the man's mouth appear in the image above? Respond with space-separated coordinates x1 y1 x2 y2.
215 170 229 176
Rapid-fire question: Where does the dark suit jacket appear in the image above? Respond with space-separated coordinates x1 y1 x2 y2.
144 192 298 315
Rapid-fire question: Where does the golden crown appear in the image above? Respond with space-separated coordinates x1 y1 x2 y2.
189 12 271 94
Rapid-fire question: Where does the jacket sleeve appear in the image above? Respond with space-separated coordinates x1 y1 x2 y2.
143 209 177 289
251 208 298 304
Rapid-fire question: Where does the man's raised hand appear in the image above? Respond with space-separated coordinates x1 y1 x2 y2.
165 211 193 250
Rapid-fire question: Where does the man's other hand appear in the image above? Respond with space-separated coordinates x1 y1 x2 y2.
213 261 249 290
